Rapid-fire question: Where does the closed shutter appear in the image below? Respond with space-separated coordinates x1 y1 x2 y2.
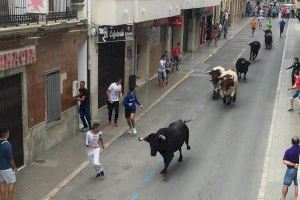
46 71 61 123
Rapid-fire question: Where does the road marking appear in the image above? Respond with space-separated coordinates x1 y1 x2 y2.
129 192 138 200
257 19 290 200
144 169 156 183
42 161 90 200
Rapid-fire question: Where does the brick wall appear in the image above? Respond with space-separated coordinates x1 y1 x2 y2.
0 31 86 128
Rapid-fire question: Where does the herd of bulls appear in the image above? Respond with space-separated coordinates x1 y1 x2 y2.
138 41 263 176
206 40 261 105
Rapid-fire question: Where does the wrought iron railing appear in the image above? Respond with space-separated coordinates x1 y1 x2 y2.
0 0 79 28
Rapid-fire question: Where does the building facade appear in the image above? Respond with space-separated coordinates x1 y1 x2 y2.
88 0 224 120
0 0 87 167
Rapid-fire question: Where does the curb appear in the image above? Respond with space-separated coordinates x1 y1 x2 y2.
42 18 251 200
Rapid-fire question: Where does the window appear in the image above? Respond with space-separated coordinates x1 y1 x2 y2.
46 71 61 123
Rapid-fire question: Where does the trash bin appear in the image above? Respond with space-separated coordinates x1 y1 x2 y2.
129 75 136 89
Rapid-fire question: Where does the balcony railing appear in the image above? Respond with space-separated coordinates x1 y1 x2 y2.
0 0 79 28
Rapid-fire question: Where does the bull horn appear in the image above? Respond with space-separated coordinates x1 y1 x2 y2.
159 135 166 140
204 70 211 74
138 137 144 141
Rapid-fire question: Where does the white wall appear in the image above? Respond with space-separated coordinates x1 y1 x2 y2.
91 0 221 26
78 41 87 84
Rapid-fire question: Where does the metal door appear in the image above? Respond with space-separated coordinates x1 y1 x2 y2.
98 42 125 108
0 73 24 167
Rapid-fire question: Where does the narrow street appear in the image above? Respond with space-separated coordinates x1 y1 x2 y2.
52 19 286 200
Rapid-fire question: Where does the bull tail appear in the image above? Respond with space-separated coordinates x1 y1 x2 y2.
184 119 192 124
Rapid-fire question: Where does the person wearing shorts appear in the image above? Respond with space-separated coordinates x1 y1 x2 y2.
250 18 257 37
288 70 300 113
0 128 16 200
123 87 143 135
158 55 166 87
282 136 300 200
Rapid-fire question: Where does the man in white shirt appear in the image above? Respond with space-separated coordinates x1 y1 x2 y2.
85 123 105 177
107 78 122 126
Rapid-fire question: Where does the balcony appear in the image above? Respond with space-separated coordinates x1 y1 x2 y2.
0 0 80 28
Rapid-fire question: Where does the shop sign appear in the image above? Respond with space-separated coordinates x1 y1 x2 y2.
154 17 183 27
168 16 183 27
203 7 213 16
27 0 48 14
154 18 170 27
0 46 37 72
98 25 133 43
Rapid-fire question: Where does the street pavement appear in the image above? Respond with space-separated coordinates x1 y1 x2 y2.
14 18 251 200
51 19 287 200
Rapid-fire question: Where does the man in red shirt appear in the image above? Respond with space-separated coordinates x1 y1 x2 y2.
171 42 181 71
288 70 300 113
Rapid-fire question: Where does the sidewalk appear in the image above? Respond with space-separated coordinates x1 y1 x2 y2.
15 18 251 200
259 19 300 200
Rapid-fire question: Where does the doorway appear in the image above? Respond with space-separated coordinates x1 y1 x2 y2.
98 42 125 108
0 73 24 167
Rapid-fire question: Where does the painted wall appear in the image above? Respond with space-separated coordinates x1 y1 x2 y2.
91 0 220 25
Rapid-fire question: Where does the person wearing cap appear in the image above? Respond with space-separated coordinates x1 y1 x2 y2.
282 136 300 200
76 81 91 132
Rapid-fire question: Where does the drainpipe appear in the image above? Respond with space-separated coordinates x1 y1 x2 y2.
87 0 91 109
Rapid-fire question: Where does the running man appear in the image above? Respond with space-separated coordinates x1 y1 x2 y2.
258 15 264 30
123 87 143 135
250 18 257 37
171 42 181 71
85 123 105 177
279 18 286 37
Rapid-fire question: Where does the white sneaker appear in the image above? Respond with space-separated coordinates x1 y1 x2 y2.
128 128 133 134
132 128 137 134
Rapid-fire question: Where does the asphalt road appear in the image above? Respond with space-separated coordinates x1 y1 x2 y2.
53 19 286 200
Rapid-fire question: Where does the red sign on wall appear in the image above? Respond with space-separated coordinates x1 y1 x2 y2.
0 46 37 72
153 16 183 27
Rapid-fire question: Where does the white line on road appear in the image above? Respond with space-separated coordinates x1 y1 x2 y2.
257 20 290 200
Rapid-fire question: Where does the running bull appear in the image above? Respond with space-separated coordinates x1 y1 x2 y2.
248 41 261 61
139 119 191 175
236 58 252 80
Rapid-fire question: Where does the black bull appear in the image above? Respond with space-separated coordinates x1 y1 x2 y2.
139 119 191 175
236 58 252 80
249 41 261 60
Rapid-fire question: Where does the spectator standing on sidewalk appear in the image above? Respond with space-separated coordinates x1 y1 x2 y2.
0 128 16 200
158 55 166 87
85 123 105 178
76 81 91 132
288 70 300 112
106 78 122 127
171 42 181 71
218 23 222 40
211 26 218 47
123 87 143 135
281 136 300 200
223 20 229 39
164 51 174 85
287 58 300 86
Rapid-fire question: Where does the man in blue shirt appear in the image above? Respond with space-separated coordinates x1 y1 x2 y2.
123 87 143 135
282 136 300 200
0 128 16 200
279 19 286 37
